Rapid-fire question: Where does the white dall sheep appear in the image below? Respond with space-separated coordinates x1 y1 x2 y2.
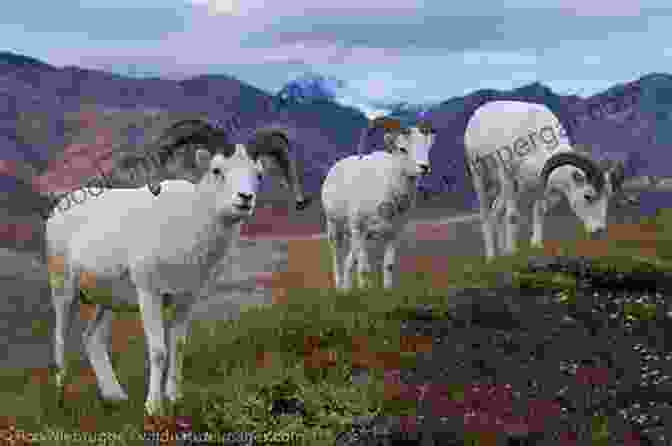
464 100 628 260
322 117 436 290
46 140 301 416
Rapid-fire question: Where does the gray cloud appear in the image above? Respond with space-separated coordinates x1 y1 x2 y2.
243 9 664 53
0 2 189 41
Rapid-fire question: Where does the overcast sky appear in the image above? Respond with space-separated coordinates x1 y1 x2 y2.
3 0 671 104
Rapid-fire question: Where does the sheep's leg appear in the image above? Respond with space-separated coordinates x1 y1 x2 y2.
356 231 375 289
496 164 519 256
138 288 167 415
83 306 128 401
503 204 520 255
49 263 78 392
496 209 507 255
471 168 497 261
382 235 399 289
502 192 520 256
165 301 192 403
327 220 348 289
531 199 547 248
343 229 363 291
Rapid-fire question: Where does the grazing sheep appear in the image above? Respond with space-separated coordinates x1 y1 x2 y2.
46 139 304 415
321 117 436 290
464 100 630 260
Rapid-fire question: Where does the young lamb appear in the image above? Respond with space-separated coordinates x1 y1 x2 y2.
464 100 629 260
321 117 436 290
46 141 298 416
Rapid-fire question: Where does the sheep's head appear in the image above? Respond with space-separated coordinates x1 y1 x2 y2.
540 152 621 236
197 144 264 220
383 119 436 177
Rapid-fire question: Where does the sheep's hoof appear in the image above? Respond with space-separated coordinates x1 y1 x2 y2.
56 385 66 409
165 389 184 403
144 399 165 416
55 371 67 388
98 389 129 403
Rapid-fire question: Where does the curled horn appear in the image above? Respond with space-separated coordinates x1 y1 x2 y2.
139 118 235 195
540 152 605 194
153 119 235 159
246 126 311 210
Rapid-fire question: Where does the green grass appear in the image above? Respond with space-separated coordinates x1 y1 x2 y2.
3 212 672 444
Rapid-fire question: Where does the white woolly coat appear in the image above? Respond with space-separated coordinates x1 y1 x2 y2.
321 151 418 236
464 100 574 192
45 180 242 304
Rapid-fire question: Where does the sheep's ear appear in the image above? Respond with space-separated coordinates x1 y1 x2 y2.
195 148 211 169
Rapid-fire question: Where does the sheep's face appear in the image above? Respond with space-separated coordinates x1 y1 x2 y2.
387 126 435 177
547 164 614 235
199 145 264 219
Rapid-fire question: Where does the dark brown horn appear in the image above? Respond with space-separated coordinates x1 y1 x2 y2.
247 126 310 210
153 119 236 160
540 152 605 193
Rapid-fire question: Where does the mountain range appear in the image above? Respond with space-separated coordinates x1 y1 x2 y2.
1 50 672 217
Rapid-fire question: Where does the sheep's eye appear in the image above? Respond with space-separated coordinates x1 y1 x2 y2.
212 168 221 175
257 173 262 181
571 171 585 183
399 147 408 154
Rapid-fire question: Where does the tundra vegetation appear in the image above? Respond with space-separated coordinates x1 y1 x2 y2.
2 207 672 444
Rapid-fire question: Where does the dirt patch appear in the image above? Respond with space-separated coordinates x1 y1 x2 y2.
413 223 457 241
240 205 322 237
542 222 664 259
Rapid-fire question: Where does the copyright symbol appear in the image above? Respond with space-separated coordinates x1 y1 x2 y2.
69 188 87 205
85 176 105 197
0 428 14 441
56 194 72 212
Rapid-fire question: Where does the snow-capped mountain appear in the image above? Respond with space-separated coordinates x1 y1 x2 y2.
276 72 431 121
277 73 345 104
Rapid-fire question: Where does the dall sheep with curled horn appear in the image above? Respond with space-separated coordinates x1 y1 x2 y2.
46 121 310 415
464 100 632 260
